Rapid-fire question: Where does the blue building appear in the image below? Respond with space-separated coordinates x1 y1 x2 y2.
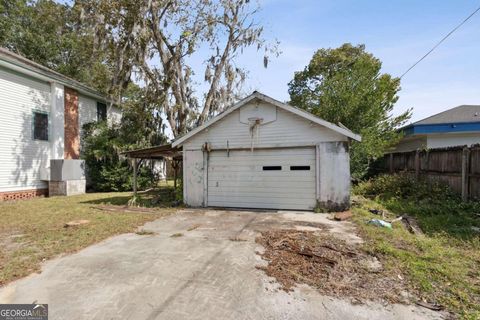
393 105 480 152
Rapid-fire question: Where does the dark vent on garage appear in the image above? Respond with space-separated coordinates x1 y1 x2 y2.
290 166 310 171
263 166 282 171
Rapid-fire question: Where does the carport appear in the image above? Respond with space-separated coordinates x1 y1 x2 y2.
122 144 182 196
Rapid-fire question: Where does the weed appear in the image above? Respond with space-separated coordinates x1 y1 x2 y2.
170 233 184 238
352 174 480 318
135 229 156 236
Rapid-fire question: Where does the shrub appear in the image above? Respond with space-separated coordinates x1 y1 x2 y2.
354 173 480 239
81 122 159 192
353 173 457 201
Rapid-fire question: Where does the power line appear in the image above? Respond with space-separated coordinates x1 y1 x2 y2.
400 5 480 79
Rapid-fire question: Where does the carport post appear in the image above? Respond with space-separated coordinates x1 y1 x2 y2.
133 158 138 196
172 159 180 195
174 161 177 190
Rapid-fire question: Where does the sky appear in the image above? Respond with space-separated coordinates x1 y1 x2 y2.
220 0 480 124
58 0 480 126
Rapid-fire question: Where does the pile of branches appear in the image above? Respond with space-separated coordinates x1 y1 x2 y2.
256 230 414 304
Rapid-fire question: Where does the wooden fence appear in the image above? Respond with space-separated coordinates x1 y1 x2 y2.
379 145 480 200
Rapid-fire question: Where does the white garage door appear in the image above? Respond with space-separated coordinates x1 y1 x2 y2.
207 148 316 210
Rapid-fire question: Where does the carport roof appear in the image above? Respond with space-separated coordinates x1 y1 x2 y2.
121 144 182 160
172 91 361 147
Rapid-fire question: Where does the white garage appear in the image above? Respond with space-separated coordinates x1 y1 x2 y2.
173 91 361 211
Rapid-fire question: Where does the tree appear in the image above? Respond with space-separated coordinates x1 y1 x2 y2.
81 121 161 192
0 0 112 93
119 83 168 148
288 43 411 179
1 1 170 191
81 83 168 192
78 0 278 137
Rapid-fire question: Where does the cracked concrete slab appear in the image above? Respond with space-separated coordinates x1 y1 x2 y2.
0 209 445 319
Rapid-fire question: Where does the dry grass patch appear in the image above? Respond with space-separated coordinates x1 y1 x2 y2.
0 192 176 285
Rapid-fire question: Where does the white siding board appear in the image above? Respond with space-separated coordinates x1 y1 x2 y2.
50 82 64 159
394 133 480 153
108 106 122 124
79 96 122 133
0 67 51 191
0 67 50 93
207 148 316 210
79 95 97 132
427 133 480 149
79 96 123 126
183 102 346 151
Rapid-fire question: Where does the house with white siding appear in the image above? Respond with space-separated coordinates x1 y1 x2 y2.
0 48 121 201
172 91 361 211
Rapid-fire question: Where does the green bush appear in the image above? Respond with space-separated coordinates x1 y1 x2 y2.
81 122 159 192
353 173 457 200
93 161 156 192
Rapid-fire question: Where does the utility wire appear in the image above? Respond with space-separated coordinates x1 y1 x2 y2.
400 5 480 79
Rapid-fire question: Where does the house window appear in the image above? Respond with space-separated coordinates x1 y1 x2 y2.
33 111 48 141
263 166 282 171
97 102 107 122
290 166 310 171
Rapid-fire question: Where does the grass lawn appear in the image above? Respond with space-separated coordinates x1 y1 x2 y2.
0 188 178 286
353 174 480 319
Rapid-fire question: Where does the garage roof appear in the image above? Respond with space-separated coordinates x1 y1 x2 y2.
172 91 361 147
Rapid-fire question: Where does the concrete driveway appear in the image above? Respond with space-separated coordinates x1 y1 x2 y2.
0 209 444 320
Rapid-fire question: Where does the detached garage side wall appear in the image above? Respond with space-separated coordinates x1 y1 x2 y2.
183 150 205 207
317 142 350 211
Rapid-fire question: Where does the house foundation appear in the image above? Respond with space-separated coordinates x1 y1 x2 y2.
49 180 86 196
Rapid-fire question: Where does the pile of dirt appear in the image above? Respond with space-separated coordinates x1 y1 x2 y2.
256 229 414 304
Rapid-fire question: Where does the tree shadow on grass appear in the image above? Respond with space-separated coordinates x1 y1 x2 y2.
83 194 133 206
82 187 177 208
